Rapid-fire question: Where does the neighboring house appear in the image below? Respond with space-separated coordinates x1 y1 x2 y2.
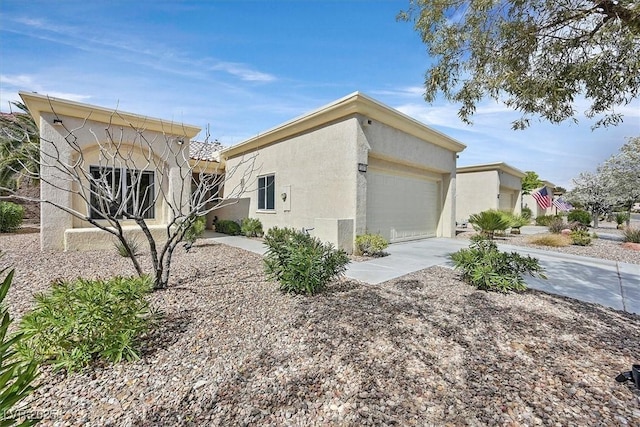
216 92 466 251
455 162 524 223
21 91 466 253
522 180 556 218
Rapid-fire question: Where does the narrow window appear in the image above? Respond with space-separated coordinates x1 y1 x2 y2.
258 174 275 211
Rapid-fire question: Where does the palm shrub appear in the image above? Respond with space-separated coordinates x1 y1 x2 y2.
215 219 241 236
355 233 389 256
567 209 591 227
521 206 532 220
0 201 24 233
184 216 206 243
450 238 546 293
0 257 39 426
263 227 350 295
18 275 155 373
622 227 640 244
468 210 511 240
241 217 263 237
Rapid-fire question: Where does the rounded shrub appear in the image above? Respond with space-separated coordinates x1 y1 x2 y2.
570 229 592 246
184 216 206 242
215 219 241 235
0 201 24 233
534 215 558 226
355 233 389 256
241 217 264 237
567 209 591 227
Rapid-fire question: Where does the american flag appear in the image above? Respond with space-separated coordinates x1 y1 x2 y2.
552 197 572 211
532 187 552 209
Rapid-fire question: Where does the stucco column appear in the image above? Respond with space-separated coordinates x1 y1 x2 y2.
40 114 74 251
355 116 370 237
441 171 456 238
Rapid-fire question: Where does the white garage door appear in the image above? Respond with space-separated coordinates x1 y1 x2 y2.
366 169 440 243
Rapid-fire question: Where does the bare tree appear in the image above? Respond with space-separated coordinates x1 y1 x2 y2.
1 106 257 290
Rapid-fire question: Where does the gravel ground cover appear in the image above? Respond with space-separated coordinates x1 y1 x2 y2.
1 232 639 426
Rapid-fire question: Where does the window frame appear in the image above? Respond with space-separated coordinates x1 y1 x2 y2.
89 166 155 220
257 174 276 211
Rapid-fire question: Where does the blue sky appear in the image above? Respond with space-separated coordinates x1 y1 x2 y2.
1 0 638 189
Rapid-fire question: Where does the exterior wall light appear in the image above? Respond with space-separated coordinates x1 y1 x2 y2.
53 119 63 125
358 163 368 173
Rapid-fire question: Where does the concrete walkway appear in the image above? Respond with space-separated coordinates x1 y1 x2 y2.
203 231 640 315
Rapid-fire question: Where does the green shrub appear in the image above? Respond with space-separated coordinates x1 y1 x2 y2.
215 219 241 235
547 218 565 234
0 260 39 426
615 212 630 226
241 217 264 237
468 210 511 240
355 233 389 256
114 236 141 258
0 201 24 233
521 206 532 220
184 216 206 243
568 209 591 227
535 215 557 226
570 229 592 246
263 227 350 295
622 227 640 244
18 275 155 373
450 238 546 293
508 214 530 229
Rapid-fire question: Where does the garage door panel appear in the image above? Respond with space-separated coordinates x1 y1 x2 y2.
366 170 439 243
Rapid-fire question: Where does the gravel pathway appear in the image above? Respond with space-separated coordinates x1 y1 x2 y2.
1 232 639 426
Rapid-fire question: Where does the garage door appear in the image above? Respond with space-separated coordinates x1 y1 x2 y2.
499 189 515 212
366 169 440 243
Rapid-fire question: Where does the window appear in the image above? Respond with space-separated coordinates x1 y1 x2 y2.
258 174 275 211
89 166 155 219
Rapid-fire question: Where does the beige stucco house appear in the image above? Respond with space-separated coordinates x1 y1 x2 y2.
522 180 556 218
22 91 466 253
455 162 524 223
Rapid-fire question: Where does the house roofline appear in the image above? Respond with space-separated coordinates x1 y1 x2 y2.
456 162 526 178
222 91 467 158
19 91 201 138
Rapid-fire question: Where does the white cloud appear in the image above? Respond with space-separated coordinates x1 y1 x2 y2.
210 62 276 82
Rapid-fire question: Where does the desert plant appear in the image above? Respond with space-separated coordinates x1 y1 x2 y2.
568 209 592 227
0 258 39 426
0 201 24 233
18 275 155 373
521 206 532 220
114 236 141 258
534 215 557 226
615 212 630 227
215 219 242 236
547 218 566 234
570 229 592 246
509 214 530 229
468 210 511 240
450 238 546 293
355 233 389 256
241 217 263 237
184 216 206 243
527 234 572 247
263 227 349 295
622 227 640 244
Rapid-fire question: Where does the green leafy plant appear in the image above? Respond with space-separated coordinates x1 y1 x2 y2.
468 210 511 240
527 234 571 247
521 206 532 220
570 229 592 246
184 216 206 243
614 212 630 227
355 233 389 256
241 217 263 238
263 227 350 295
18 275 155 373
114 236 141 258
215 219 241 236
547 218 566 234
0 202 24 233
450 238 546 293
567 209 592 227
534 215 558 226
622 227 640 244
0 256 40 426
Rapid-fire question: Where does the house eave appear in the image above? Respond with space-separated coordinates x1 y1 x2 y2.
222 92 467 158
457 162 526 178
19 91 201 138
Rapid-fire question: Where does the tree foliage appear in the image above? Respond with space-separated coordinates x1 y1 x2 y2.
399 0 640 129
521 171 543 195
0 102 39 190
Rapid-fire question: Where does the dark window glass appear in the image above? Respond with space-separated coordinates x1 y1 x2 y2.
258 174 275 210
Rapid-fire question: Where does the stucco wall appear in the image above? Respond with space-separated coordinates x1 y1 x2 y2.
39 112 191 251
222 117 359 236
456 170 499 222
